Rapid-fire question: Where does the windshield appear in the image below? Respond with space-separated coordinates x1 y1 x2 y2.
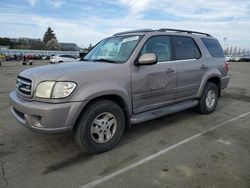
83 35 142 63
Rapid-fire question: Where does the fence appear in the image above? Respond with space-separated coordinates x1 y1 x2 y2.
0 49 80 56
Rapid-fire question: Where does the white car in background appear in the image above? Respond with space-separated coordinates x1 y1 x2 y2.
50 54 77 64
225 56 232 62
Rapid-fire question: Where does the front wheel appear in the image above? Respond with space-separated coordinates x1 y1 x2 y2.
74 100 125 154
197 82 219 114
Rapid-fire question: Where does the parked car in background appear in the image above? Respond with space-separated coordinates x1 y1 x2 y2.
9 28 230 153
50 54 77 64
239 55 250 62
225 55 232 62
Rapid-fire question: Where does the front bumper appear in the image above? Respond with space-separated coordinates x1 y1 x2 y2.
9 91 87 133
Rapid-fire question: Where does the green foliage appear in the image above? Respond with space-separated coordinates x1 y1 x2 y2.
0 37 14 47
46 38 61 50
88 43 93 50
43 27 56 44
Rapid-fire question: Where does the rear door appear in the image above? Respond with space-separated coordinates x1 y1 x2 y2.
132 35 176 113
172 36 206 100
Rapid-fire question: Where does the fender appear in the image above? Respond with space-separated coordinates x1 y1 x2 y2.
197 69 222 98
72 82 132 115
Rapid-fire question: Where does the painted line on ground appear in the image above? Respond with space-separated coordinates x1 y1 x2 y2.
79 111 250 188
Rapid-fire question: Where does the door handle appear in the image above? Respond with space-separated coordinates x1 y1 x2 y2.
165 68 175 73
200 65 208 70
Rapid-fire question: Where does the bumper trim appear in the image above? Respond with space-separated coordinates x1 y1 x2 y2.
10 106 72 133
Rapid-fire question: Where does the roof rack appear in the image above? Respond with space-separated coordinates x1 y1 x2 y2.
113 29 154 36
158 28 212 37
113 28 212 37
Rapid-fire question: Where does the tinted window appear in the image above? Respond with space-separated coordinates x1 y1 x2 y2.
141 36 171 62
173 36 201 60
201 38 224 58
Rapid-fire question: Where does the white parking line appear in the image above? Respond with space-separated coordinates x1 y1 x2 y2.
79 112 250 188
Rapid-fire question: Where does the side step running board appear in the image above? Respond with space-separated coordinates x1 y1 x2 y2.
130 100 198 124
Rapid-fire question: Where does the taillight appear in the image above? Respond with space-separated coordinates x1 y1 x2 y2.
224 61 229 72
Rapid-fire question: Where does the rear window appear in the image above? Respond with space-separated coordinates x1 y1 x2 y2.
173 36 201 60
201 38 224 58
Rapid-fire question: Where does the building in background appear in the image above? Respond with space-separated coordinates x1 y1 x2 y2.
10 38 41 44
59 42 78 51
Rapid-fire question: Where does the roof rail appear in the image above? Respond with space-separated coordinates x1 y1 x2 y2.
158 28 212 37
113 29 154 36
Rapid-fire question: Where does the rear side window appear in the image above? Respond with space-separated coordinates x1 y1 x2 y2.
173 36 201 60
201 38 224 58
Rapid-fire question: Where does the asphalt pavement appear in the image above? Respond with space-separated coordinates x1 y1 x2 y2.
0 61 250 188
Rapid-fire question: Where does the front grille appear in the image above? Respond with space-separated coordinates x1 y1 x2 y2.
16 76 32 97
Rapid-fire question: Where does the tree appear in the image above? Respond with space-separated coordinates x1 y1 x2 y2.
0 37 14 47
46 38 60 50
87 43 93 51
43 27 56 44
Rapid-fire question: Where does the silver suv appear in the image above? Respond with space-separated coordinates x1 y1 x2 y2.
9 29 230 153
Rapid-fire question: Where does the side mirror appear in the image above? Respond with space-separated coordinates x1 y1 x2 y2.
137 53 157 65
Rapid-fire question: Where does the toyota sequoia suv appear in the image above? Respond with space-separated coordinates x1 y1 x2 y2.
9 29 230 153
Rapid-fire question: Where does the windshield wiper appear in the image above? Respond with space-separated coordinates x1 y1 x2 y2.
92 58 118 64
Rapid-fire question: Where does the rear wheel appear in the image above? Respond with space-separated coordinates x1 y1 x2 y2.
74 100 125 154
197 82 219 114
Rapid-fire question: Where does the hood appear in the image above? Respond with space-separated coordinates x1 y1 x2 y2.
19 61 117 83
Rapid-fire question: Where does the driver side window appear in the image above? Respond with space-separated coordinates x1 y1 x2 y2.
141 36 172 62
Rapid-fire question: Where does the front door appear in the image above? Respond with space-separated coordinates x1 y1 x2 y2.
132 36 176 113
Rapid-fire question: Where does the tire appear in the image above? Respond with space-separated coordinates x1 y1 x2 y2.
58 61 63 63
197 82 219 114
74 100 125 154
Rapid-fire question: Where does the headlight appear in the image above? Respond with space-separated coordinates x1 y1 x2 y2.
52 82 76 99
35 81 76 99
35 81 55 98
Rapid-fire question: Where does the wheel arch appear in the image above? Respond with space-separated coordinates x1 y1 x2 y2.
74 94 131 131
198 75 222 98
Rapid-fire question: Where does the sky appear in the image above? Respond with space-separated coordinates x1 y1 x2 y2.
0 0 250 49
